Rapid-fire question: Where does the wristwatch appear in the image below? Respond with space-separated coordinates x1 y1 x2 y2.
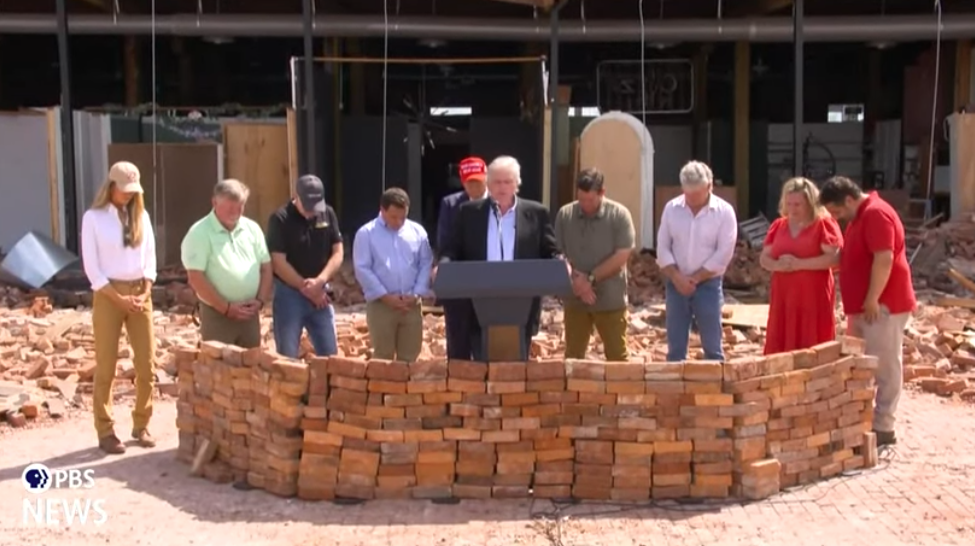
587 273 595 284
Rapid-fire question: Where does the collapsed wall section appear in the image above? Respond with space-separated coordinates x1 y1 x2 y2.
174 337 879 501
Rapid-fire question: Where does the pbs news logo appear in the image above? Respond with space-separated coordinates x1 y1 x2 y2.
21 463 107 526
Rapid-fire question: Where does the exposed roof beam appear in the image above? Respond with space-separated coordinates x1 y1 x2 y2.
485 0 555 9
79 0 109 11
729 0 793 17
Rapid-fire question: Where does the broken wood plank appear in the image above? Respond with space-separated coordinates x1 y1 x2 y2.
190 439 218 477
934 296 975 309
947 268 975 294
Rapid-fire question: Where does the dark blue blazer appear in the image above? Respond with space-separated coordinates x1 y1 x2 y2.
436 190 473 256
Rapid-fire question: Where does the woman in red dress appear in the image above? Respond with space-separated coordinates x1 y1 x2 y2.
761 177 843 354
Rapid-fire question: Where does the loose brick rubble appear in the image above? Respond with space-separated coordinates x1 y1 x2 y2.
3 288 975 432
3 234 975 431
174 337 880 502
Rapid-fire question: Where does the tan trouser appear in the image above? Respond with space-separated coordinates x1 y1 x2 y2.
92 279 156 440
199 303 261 349
365 300 423 362
849 307 911 433
563 305 629 361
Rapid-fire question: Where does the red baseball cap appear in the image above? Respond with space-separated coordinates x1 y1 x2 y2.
458 157 487 183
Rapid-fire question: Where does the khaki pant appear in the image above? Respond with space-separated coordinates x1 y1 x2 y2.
92 279 156 440
199 303 261 349
365 300 423 362
563 305 629 361
849 307 911 433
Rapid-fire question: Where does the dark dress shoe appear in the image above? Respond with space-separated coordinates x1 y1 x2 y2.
875 430 896 447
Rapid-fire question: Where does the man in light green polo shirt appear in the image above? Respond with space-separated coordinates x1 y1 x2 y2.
555 168 635 361
181 178 273 348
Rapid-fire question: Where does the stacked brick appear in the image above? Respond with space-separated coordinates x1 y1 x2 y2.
247 353 308 496
723 337 879 498
173 342 259 482
172 342 308 494
174 335 879 503
174 346 200 464
560 359 734 500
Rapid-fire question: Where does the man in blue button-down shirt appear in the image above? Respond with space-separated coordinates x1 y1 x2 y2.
353 187 432 362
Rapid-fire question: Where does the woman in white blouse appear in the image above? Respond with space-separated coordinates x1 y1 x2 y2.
80 161 158 455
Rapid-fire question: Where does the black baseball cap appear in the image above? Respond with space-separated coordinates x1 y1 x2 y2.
295 174 327 215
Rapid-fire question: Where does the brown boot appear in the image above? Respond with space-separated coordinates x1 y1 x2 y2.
98 434 126 454
132 429 156 448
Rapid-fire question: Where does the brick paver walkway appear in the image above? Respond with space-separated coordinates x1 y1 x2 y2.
1 391 973 546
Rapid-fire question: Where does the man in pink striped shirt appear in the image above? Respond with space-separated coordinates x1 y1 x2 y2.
655 161 738 362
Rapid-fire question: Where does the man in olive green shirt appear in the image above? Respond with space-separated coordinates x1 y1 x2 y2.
554 168 635 361
181 179 273 348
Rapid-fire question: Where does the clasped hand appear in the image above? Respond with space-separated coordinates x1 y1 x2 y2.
300 278 330 309
671 274 698 296
116 292 149 314
226 300 262 320
776 254 799 272
382 294 420 312
571 272 597 305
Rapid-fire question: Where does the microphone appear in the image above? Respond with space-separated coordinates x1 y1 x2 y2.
491 201 505 260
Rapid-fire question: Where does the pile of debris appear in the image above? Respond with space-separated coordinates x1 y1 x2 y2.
902 303 975 400
2 292 973 430
0 294 769 429
1 242 770 312
908 214 975 293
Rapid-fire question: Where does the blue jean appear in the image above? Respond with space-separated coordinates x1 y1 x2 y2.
664 277 724 362
272 279 338 358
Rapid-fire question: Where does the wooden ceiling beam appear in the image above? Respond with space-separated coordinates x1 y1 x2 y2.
78 0 110 11
483 0 556 10
728 0 794 18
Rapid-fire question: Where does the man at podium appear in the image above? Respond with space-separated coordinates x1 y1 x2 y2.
436 155 560 361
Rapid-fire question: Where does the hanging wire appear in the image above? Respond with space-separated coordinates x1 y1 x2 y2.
580 0 587 35
923 0 943 220
381 0 390 190
638 0 647 128
151 0 158 232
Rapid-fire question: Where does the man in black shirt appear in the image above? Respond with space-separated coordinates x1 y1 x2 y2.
266 175 344 358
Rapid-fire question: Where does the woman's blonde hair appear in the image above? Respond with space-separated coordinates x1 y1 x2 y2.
778 177 827 219
90 176 146 248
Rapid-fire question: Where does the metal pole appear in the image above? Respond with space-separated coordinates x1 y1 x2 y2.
302 0 316 176
56 0 78 253
549 1 568 216
793 0 804 176
2 14 975 42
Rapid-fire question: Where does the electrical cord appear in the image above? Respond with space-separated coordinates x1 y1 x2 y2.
381 0 389 191
638 0 647 126
923 0 943 220
151 0 158 233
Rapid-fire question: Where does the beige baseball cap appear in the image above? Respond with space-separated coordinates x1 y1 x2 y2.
109 161 144 194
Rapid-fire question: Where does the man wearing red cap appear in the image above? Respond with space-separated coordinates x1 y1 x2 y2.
438 155 560 361
435 157 488 359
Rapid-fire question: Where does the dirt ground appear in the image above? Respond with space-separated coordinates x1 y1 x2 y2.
1 391 974 546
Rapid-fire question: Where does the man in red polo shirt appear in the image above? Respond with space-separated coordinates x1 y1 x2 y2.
819 176 916 447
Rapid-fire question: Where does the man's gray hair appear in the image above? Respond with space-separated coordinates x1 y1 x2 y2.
214 178 250 202
679 161 714 189
487 155 522 187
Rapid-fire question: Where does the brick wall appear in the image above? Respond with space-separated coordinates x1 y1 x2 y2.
174 337 879 502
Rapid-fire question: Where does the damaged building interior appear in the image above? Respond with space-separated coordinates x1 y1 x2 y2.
0 0 972 269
